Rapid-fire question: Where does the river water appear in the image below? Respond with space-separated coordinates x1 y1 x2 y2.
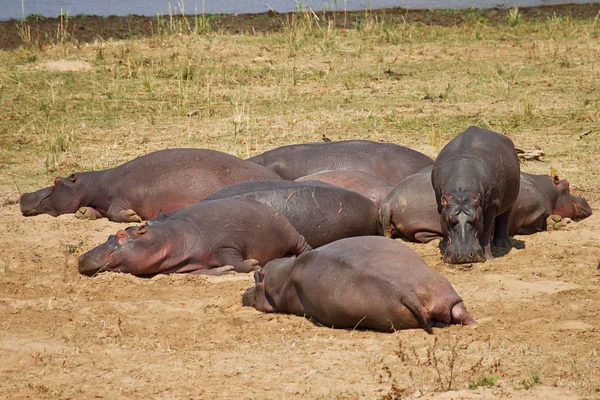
3 0 598 21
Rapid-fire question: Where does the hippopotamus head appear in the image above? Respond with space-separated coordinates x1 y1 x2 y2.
78 224 170 276
20 173 89 217
242 258 294 311
551 176 593 220
440 193 486 264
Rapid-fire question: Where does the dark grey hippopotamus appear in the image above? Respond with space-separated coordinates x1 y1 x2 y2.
432 126 520 263
20 148 281 223
380 166 592 242
200 180 379 248
242 236 476 333
295 170 393 207
78 198 311 276
247 140 433 185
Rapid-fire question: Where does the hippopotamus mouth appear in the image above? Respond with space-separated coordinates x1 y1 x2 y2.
20 189 55 217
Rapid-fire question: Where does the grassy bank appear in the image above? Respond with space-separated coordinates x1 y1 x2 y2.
1 5 598 199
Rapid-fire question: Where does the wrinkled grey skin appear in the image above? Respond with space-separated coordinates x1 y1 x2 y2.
432 126 520 264
200 180 379 248
242 236 476 333
78 198 311 276
295 170 393 207
20 148 281 222
247 140 433 185
380 168 593 243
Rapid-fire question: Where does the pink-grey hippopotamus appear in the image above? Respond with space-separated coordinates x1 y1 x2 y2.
20 148 281 223
246 140 433 185
379 166 592 242
295 170 393 207
78 197 311 276
242 236 476 333
200 180 379 248
432 126 521 264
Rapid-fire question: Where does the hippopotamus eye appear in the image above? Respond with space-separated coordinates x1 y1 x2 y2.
68 174 76 182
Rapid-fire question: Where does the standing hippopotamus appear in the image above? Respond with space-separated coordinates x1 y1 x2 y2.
432 126 520 263
247 140 433 185
78 198 311 276
380 167 592 242
242 236 476 333
295 170 393 207
20 148 281 222
202 180 379 248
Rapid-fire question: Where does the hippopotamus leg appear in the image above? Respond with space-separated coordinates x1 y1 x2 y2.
479 208 496 260
492 206 513 248
107 205 143 223
414 232 444 243
195 265 236 276
75 206 102 220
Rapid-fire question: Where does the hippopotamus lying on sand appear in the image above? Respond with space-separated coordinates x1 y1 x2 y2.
20 148 281 222
380 168 592 242
247 140 433 185
78 198 311 276
295 170 393 207
242 236 475 333
201 180 379 248
432 126 520 263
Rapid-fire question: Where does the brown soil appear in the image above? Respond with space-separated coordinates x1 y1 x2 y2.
1 3 599 51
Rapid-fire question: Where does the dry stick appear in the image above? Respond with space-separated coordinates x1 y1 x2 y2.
72 263 110 301
10 174 23 198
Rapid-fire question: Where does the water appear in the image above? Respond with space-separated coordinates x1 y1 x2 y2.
3 0 598 21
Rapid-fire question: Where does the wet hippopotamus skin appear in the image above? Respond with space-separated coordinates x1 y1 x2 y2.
201 180 379 248
432 126 520 264
380 167 592 243
246 140 433 185
78 198 311 276
20 148 281 223
295 170 393 207
242 236 476 333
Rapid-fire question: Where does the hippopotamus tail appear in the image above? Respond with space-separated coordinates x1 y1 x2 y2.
400 293 433 334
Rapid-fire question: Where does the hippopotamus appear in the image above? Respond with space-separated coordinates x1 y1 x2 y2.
295 170 393 207
432 126 520 263
246 140 433 185
242 236 476 333
380 166 592 242
20 148 281 222
78 198 311 276
201 180 379 248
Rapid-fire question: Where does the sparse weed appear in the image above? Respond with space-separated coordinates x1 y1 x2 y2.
469 375 499 389
507 7 522 27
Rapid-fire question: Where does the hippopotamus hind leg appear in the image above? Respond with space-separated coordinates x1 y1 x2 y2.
75 206 102 220
400 292 433 334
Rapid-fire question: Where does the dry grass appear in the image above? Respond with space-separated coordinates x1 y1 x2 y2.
0 8 599 399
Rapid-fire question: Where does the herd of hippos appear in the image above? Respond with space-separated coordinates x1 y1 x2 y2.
19 126 593 333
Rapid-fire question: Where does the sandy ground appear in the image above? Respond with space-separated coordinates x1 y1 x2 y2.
0 176 598 398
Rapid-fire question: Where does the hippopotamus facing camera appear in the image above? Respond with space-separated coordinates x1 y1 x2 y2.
432 126 520 264
78 198 311 276
20 148 281 223
242 236 476 333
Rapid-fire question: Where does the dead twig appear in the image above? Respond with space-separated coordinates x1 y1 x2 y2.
515 146 544 161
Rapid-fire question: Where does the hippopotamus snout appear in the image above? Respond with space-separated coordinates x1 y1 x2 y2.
572 196 592 220
242 286 257 307
20 187 56 217
78 237 115 276
443 243 486 264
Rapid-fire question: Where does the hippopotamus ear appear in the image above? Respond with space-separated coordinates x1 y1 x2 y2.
68 174 77 182
441 195 452 206
134 225 147 236
470 193 481 207
553 175 560 185
54 177 63 185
